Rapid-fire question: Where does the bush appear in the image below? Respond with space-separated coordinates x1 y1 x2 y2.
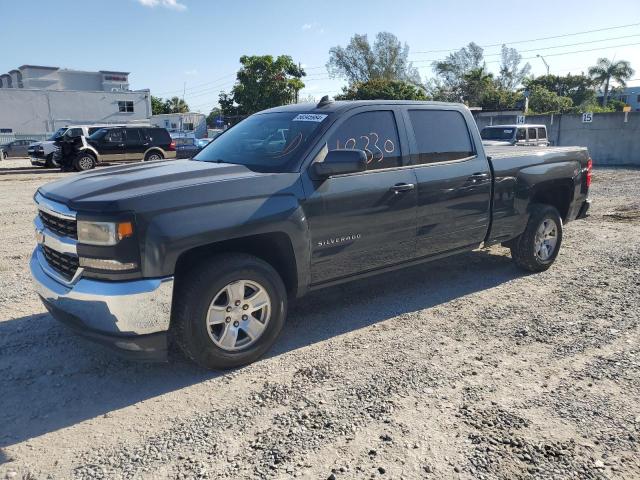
336 79 428 101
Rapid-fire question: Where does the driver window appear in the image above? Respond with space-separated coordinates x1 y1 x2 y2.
327 111 401 171
105 130 124 143
516 129 526 141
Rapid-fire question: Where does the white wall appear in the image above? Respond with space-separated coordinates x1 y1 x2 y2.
0 89 151 134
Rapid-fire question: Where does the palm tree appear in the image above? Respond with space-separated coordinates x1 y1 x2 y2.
588 58 635 106
165 96 190 113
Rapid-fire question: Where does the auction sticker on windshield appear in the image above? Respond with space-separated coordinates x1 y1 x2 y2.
293 114 328 122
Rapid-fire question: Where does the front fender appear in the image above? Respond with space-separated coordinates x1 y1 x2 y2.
139 193 311 293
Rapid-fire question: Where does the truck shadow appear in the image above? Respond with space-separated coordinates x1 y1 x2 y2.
0 249 520 453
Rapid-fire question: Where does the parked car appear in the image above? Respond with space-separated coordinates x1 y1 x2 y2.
30 125 129 168
54 126 176 171
31 99 591 369
1 138 38 159
480 124 549 146
174 136 199 159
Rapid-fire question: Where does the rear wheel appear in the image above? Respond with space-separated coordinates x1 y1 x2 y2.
73 152 96 171
144 151 163 161
172 254 287 370
510 204 563 272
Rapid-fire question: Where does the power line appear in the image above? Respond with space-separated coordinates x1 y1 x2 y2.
412 21 640 54
154 72 237 96
410 33 640 63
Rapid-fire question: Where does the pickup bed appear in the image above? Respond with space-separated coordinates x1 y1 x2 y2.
30 100 592 369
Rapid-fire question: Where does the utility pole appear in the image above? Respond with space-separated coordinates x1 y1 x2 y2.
536 54 550 75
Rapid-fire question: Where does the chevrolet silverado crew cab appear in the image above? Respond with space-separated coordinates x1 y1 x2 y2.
31 99 592 370
55 125 176 171
481 124 549 146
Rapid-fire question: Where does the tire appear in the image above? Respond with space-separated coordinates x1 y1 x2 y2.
510 204 563 272
172 253 287 370
44 153 55 168
144 151 163 161
73 152 96 171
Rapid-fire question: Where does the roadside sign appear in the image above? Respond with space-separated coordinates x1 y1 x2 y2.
623 105 631 112
516 115 525 124
582 112 593 123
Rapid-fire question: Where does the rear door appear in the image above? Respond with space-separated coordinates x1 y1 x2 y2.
124 128 145 161
302 107 418 284
403 107 492 258
537 127 548 146
527 127 537 145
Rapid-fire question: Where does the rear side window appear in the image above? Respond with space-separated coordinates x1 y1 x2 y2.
146 128 169 144
538 127 547 139
528 128 537 140
407 110 474 164
327 110 401 171
125 129 142 145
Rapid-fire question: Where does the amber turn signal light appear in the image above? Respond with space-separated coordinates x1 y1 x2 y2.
117 221 134 240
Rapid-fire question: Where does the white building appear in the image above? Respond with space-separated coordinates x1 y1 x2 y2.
0 65 150 134
150 113 207 138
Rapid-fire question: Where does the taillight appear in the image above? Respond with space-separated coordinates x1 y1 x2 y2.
586 158 593 188
168 140 176 151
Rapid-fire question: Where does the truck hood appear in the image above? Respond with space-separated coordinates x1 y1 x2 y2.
38 160 274 211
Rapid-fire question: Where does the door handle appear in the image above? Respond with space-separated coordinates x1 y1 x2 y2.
390 183 415 194
467 173 489 183
118 143 125 147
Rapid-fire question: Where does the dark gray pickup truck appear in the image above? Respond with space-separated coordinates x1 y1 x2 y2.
31 99 592 369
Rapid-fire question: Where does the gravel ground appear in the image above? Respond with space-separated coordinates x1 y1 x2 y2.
0 158 639 480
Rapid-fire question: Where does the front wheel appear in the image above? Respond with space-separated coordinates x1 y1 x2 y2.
510 204 563 272
44 153 55 168
172 254 287 370
73 153 96 171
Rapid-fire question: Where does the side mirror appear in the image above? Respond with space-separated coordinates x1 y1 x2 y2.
313 149 367 178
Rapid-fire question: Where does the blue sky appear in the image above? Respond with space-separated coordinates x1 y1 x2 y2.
3 0 640 113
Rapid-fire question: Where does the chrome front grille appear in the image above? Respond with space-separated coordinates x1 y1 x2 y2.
39 210 77 238
34 192 81 284
42 245 79 280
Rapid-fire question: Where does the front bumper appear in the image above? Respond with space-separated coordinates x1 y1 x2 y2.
30 156 46 166
30 248 174 361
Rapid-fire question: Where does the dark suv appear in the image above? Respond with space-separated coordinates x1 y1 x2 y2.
56 126 176 171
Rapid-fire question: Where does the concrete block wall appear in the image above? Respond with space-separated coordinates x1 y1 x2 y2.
474 112 640 166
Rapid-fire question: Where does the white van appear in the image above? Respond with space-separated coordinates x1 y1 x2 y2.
480 124 549 147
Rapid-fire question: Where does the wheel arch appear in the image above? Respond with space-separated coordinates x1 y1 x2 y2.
173 231 299 299
144 147 165 159
529 179 574 221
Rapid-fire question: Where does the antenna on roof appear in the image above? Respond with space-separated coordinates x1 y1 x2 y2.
317 95 334 107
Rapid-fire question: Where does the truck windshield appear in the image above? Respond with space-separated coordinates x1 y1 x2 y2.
194 112 327 172
481 127 515 141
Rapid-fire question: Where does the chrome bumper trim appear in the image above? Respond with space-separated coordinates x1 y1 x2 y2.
35 191 76 220
31 249 173 335
34 216 78 256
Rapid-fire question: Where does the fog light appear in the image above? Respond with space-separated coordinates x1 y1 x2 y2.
79 257 137 271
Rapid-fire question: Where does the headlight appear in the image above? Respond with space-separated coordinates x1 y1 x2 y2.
77 220 133 246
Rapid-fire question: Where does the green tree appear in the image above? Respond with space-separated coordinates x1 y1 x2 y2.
327 32 420 85
479 86 521 111
219 55 305 116
524 74 596 107
335 79 428 100
151 95 169 115
432 42 484 91
588 58 635 106
527 85 573 114
460 67 495 106
497 45 531 90
164 96 190 113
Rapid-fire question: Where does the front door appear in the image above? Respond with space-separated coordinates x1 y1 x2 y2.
100 128 126 162
402 107 492 258
302 109 418 285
